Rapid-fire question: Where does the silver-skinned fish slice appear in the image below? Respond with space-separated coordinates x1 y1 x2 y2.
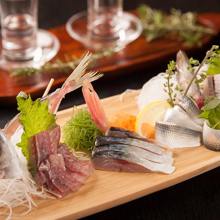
163 105 202 132
203 121 220 151
94 143 173 164
177 95 203 126
92 145 175 174
95 136 167 155
106 127 147 141
155 121 201 148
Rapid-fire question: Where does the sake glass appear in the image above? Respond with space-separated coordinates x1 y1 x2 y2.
0 0 60 70
66 0 142 51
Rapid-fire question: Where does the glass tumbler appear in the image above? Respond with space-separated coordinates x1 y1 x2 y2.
87 0 123 40
66 0 142 51
0 0 38 61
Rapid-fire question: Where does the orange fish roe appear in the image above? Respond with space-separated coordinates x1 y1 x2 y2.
141 123 155 139
111 114 136 132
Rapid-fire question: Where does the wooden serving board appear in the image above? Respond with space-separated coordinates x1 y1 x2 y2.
11 90 220 220
1 12 220 104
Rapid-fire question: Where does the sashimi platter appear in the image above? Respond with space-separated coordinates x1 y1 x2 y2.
1 45 220 219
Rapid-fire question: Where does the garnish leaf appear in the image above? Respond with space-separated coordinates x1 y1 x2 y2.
207 49 220 75
202 97 220 110
200 97 220 129
17 94 56 161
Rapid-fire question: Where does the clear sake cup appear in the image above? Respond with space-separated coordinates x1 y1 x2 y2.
0 0 60 70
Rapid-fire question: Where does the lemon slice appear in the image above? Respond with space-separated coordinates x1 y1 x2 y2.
135 100 171 138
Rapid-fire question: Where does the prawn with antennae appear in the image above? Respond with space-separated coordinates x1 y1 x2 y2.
0 53 102 219
4 52 103 136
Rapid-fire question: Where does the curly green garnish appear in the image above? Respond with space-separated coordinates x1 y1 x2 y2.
63 108 102 154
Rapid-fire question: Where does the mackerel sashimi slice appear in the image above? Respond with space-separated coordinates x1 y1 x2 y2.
92 127 175 174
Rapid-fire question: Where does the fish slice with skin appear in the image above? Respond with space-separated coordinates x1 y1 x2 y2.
92 145 175 174
93 126 175 174
163 105 202 132
93 143 173 164
95 136 167 156
177 95 203 126
155 121 201 148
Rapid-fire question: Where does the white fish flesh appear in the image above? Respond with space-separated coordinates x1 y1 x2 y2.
0 130 29 179
0 130 47 218
155 121 201 148
137 73 170 110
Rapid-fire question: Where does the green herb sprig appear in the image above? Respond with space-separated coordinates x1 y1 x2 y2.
162 45 220 105
11 48 118 77
163 60 177 106
184 45 219 95
137 4 214 46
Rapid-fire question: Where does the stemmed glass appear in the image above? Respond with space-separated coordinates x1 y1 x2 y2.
66 0 142 51
0 0 60 70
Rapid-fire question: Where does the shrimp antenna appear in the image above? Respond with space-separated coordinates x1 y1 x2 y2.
63 52 92 87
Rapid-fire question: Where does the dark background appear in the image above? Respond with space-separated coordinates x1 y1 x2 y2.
1 1 220 220
38 0 220 28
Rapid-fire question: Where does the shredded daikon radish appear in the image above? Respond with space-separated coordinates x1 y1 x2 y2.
0 177 48 220
0 130 49 220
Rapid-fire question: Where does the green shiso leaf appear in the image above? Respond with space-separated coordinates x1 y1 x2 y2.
17 94 56 161
63 109 102 153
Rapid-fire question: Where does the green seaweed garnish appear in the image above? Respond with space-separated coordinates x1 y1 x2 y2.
63 108 102 154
